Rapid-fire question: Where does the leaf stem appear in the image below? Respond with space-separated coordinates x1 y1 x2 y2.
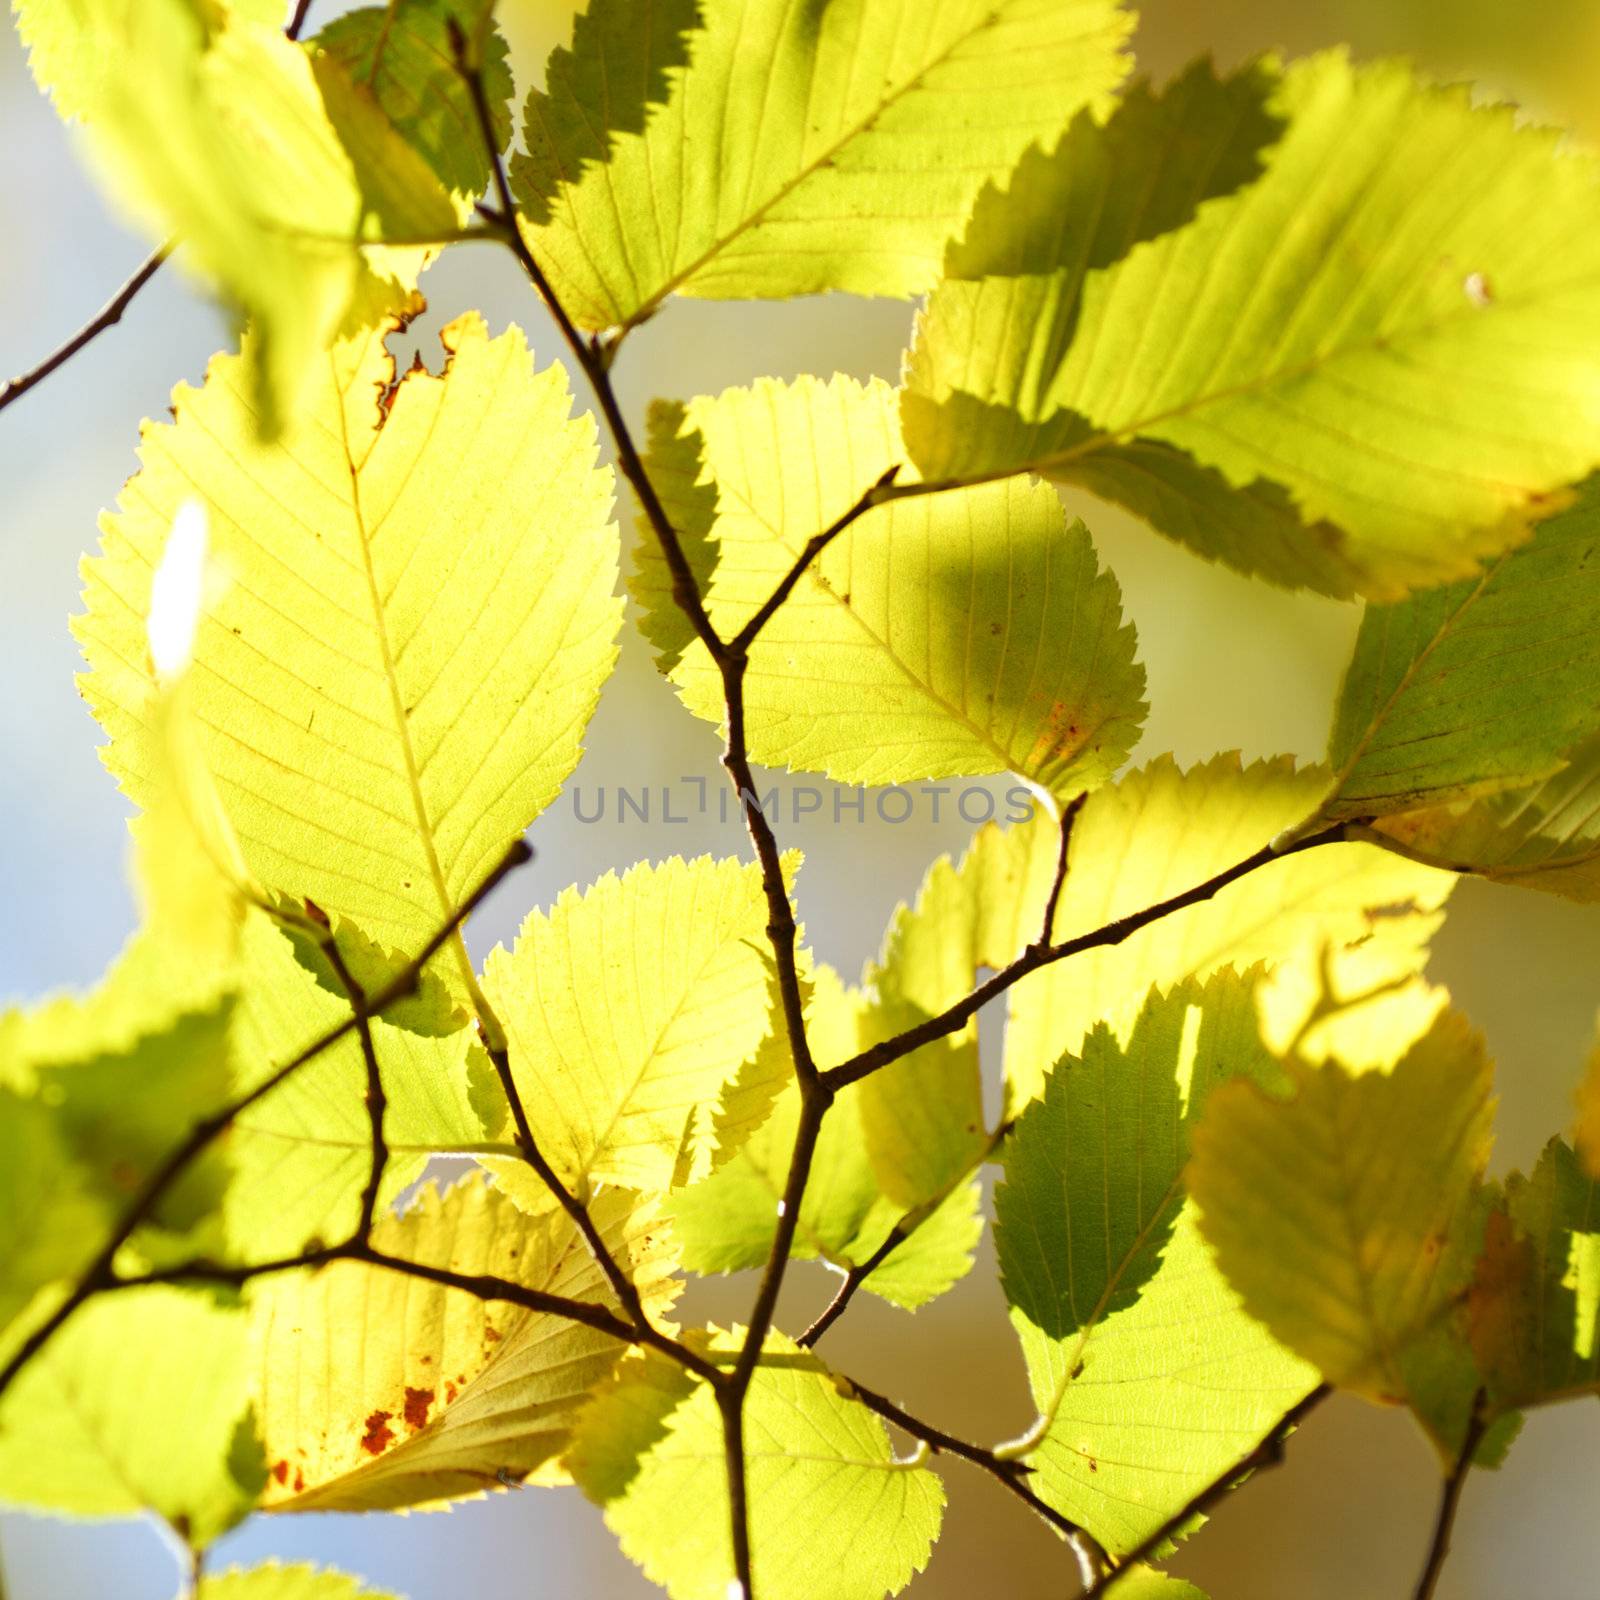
1079 1382 1334 1598
1411 1393 1488 1600
823 822 1360 1093
843 1377 1107 1588
727 467 900 655
0 0 318 423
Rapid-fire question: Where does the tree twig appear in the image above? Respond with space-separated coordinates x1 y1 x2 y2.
799 1118 1013 1350
843 1376 1108 1589
0 0 319 423
312 914 388 1238
455 46 840 1597
823 822 1360 1093
1033 791 1089 953
1411 1393 1488 1600
728 467 900 655
1079 1383 1334 1598
0 839 532 1405
0 247 169 420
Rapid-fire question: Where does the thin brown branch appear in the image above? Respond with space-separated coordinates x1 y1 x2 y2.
800 1118 1013 1349
477 1030 671 1352
824 822 1360 1094
844 1377 1107 1589
1080 1382 1334 1598
454 38 722 660
1412 1393 1489 1600
0 247 169 419
455 48 842 1597
1034 791 1089 953
1 0 318 424
313 913 388 1238
728 466 900 655
0 839 532 1406
113 1239 648 1356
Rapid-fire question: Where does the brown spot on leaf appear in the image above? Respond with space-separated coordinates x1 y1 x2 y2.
293 1469 305 1493
404 1385 435 1431
445 1380 459 1403
272 1460 290 1486
360 1410 396 1456
484 1324 502 1343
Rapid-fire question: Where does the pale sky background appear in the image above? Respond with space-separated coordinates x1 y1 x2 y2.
4 3 1600 1597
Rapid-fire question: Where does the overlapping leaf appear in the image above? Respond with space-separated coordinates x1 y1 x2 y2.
514 0 1135 329
250 1172 679 1510
223 910 496 1262
949 754 1455 1107
482 856 783 1201
1323 487 1600 823
78 315 621 963
316 0 513 202
905 52 1600 598
672 967 983 1311
0 1286 263 1546
567 1328 944 1600
644 375 1146 794
1189 1012 1496 1412
30 0 464 431
994 973 1319 1555
1371 729 1600 902
0 943 236 1290
1468 1139 1600 1411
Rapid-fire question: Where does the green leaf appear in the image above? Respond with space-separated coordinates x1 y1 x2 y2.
53 0 459 432
994 972 1319 1555
1 946 236 1266
1370 728 1600 902
0 1286 264 1547
201 1566 398 1600
481 855 783 1200
567 1328 944 1600
905 52 1600 598
1323 488 1600 823
0 1093 107 1337
672 968 985 1312
1468 1139 1600 1411
514 0 1134 331
1112 1575 1210 1600
249 1172 679 1509
963 754 1455 1108
316 0 514 201
652 375 1147 794
1189 1011 1496 1408
78 315 620 963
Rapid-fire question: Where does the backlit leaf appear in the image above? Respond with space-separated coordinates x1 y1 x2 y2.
251 1172 679 1509
1324 489 1600 822
652 375 1146 795
906 53 1600 598
0 1286 263 1547
994 973 1319 1555
567 1328 944 1600
514 0 1134 330
482 856 782 1200
78 314 620 967
1189 1012 1496 1407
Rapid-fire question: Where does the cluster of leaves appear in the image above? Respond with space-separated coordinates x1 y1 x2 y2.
6 1 1600 1597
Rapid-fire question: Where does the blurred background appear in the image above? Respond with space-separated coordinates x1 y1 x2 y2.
4 1 1600 1595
